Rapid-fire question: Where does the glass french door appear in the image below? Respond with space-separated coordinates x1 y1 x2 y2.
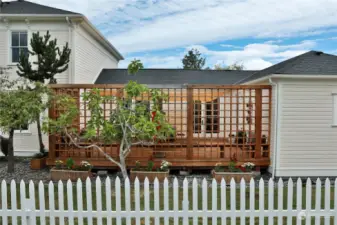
193 99 219 137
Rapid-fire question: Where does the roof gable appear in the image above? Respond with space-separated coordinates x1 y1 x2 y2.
239 51 337 83
0 0 124 61
0 0 80 15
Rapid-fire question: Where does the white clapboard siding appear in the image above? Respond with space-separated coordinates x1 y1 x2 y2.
0 178 336 224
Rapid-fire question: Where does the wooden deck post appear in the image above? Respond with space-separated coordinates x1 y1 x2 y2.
187 86 194 160
255 89 262 158
48 90 56 162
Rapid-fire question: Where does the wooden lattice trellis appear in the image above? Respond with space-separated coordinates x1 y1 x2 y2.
47 84 272 168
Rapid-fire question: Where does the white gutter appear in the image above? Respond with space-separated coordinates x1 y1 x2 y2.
271 74 337 79
241 74 337 86
0 14 81 17
269 77 279 179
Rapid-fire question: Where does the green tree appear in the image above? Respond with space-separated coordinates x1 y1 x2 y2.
44 62 174 179
0 72 51 173
182 48 206 69
127 59 144 75
16 31 71 153
214 62 244 70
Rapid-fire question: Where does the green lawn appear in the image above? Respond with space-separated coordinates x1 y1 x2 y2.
0 183 335 225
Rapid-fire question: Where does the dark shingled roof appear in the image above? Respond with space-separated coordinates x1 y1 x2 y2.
0 0 80 15
95 69 257 86
96 51 337 86
238 51 337 83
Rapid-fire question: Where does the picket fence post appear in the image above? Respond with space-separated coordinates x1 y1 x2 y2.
1 177 337 224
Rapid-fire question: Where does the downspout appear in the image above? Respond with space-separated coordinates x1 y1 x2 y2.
66 16 74 83
269 77 279 179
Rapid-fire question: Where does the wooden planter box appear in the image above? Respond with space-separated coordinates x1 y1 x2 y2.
130 170 169 182
212 170 258 183
30 157 47 170
50 168 92 182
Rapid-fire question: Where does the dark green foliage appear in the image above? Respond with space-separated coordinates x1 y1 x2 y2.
147 161 154 171
0 135 9 157
236 130 247 145
214 62 245 70
66 158 75 170
16 31 71 84
127 59 144 75
182 48 206 69
0 71 51 172
134 161 141 171
16 31 70 154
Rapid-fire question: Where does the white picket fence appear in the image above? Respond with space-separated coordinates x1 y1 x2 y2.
0 177 336 225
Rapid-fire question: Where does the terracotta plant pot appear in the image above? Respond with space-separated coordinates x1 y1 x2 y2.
212 170 259 183
50 168 92 181
30 157 47 170
130 169 169 182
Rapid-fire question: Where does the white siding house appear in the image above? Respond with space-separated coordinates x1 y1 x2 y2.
0 0 123 155
274 78 337 177
240 51 337 177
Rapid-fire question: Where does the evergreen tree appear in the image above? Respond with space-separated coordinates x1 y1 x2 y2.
182 48 206 69
16 31 71 153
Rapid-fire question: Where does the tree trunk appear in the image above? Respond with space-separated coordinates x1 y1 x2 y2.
7 129 15 173
36 114 45 153
119 154 128 179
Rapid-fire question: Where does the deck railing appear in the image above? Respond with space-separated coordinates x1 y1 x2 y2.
48 84 272 168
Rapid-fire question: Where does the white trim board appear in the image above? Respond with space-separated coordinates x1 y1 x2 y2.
276 168 337 177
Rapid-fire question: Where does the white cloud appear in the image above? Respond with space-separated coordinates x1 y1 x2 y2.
243 59 273 70
29 0 336 55
121 40 315 70
105 0 337 53
28 0 328 69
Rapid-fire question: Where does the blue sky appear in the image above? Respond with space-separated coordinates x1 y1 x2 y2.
33 0 337 69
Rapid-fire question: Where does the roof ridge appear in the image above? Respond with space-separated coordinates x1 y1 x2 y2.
273 51 316 74
4 0 80 15
235 51 315 84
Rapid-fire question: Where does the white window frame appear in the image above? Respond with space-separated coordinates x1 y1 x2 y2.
10 30 28 64
332 93 337 126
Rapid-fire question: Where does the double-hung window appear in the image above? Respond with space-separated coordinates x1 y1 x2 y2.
11 31 28 63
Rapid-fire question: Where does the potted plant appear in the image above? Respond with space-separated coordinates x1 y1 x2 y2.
212 154 258 183
130 160 171 182
30 150 48 170
50 158 93 181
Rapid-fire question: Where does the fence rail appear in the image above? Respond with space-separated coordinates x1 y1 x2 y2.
0 178 335 225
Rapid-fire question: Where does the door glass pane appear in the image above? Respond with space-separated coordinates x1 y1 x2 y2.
206 101 212 133
206 98 219 133
213 99 219 132
193 101 201 133
20 32 28 46
12 32 19 46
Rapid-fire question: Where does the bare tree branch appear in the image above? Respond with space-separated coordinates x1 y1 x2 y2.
64 128 122 168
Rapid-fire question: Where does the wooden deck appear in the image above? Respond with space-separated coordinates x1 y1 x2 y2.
47 84 272 169
47 138 270 168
